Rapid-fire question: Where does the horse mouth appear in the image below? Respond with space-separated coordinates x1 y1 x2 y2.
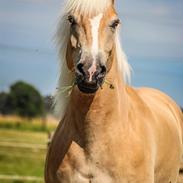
77 82 99 94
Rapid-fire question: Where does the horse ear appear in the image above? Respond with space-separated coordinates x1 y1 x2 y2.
66 41 74 70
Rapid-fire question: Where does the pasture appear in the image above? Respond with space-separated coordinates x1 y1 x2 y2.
0 116 57 183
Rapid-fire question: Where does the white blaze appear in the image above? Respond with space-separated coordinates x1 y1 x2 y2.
90 13 103 55
88 13 103 81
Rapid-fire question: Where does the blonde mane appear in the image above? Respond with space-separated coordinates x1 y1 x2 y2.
54 0 131 119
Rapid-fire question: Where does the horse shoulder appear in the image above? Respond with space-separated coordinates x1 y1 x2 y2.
135 87 183 137
126 86 183 182
45 116 74 183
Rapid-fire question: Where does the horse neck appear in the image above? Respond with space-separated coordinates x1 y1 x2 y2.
69 55 129 150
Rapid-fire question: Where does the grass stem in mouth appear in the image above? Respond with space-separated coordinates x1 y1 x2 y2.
57 79 114 96
57 82 76 97
104 79 115 89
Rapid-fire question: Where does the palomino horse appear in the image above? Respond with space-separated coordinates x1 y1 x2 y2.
45 0 183 182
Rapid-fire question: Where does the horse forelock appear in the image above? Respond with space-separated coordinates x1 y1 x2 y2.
64 0 113 16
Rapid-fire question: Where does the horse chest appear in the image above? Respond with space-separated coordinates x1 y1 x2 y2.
58 142 143 183
58 142 117 183
58 159 114 183
72 166 114 183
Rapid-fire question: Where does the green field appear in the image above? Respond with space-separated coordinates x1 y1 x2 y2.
0 126 53 183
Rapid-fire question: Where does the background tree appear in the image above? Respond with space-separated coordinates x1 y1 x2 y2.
0 92 11 114
0 81 44 118
9 81 44 118
44 95 53 114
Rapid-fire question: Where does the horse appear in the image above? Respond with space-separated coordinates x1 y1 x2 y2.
45 0 183 182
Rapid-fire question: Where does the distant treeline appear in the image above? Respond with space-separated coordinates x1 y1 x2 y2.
0 81 53 118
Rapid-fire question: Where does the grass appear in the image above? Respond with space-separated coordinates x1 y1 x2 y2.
0 115 57 133
0 146 45 176
0 180 42 183
0 129 47 144
0 130 46 183
0 116 58 183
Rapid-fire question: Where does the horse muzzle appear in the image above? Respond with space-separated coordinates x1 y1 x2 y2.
75 62 106 94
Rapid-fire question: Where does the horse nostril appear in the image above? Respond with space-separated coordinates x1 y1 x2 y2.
77 63 85 76
100 65 107 75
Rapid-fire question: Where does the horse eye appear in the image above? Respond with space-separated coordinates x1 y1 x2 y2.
68 15 76 25
110 19 120 29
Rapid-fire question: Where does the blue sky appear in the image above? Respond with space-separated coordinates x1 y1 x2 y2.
0 0 183 106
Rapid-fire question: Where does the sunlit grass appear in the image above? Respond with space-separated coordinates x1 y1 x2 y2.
0 146 45 177
0 115 58 133
0 129 47 145
0 129 47 179
0 116 58 183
